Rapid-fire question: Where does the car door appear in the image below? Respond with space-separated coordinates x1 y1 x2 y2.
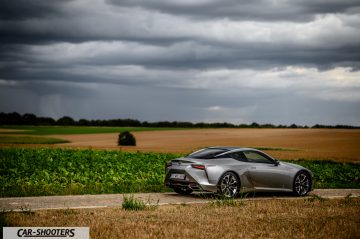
243 150 291 190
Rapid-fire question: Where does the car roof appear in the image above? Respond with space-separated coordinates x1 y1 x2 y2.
207 146 254 151
188 146 276 160
205 146 275 160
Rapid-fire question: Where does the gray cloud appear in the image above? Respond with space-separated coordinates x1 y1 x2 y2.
0 0 360 125
0 0 72 20
108 0 360 21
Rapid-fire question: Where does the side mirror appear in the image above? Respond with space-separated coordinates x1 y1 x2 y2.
274 160 280 166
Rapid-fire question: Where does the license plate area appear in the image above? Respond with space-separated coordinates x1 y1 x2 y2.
170 173 186 180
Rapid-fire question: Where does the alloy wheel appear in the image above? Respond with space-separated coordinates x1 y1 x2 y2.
220 173 239 198
294 172 310 196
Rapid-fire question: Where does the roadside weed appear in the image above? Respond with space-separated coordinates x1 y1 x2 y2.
122 195 146 211
209 196 245 207
306 194 328 203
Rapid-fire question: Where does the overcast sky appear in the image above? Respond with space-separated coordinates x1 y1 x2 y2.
1 0 360 125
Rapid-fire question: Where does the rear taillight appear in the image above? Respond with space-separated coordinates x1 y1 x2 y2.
191 164 205 170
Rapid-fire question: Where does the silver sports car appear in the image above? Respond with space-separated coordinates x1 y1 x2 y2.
165 147 313 197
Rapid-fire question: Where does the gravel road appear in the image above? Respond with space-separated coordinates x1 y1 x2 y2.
1 189 359 211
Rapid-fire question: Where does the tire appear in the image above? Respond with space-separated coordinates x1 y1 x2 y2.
293 171 311 196
173 187 193 195
217 172 240 198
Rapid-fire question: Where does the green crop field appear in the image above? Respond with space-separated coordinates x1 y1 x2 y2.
0 136 69 144
0 148 177 197
0 126 181 135
0 148 359 197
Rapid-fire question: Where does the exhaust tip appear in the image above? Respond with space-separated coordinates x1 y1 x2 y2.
189 183 200 190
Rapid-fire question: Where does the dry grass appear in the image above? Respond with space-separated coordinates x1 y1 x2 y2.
3 198 359 239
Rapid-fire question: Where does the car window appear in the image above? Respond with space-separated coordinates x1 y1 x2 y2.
243 151 273 164
187 148 228 159
228 152 248 161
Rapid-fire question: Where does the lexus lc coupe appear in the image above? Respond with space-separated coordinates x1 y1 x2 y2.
165 147 313 198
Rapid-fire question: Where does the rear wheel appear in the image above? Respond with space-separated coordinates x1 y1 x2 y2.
293 171 311 196
218 172 240 198
173 187 193 195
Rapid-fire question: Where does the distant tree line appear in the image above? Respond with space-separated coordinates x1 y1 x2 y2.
0 112 359 129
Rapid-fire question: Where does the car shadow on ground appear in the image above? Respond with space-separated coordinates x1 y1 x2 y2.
165 191 297 200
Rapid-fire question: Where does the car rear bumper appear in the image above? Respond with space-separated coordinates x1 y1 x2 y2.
165 179 203 191
165 177 218 192
164 165 221 193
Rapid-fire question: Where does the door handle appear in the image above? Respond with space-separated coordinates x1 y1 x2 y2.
250 167 256 169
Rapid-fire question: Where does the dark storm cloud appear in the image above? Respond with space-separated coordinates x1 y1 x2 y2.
0 0 188 45
1 41 359 76
0 0 358 75
0 0 72 20
1 0 359 71
0 1 360 74
108 0 360 21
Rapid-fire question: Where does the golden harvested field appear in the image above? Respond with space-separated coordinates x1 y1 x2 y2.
3 198 360 239
1 128 360 162
53 128 360 162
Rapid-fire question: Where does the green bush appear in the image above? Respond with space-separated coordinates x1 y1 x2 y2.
118 131 136 146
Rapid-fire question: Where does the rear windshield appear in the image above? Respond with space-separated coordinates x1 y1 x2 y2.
187 148 228 159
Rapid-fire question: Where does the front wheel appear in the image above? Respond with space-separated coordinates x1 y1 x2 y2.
293 171 311 196
218 172 240 198
173 187 193 195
